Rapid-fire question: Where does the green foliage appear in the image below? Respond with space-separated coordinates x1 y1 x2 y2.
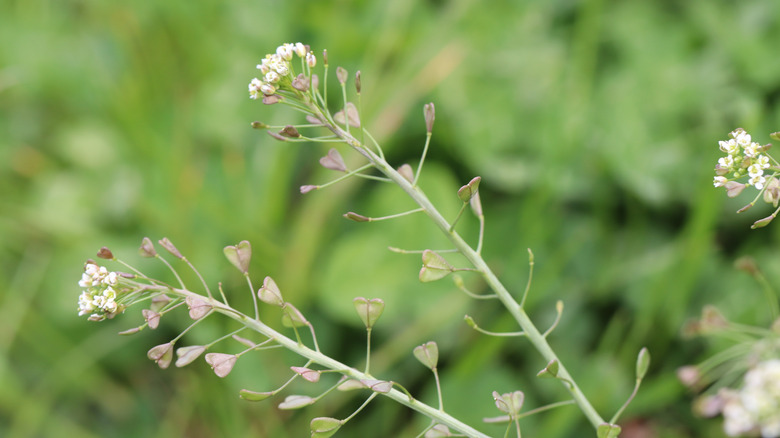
2 0 780 437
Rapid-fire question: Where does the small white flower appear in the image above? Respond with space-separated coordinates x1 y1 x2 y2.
260 83 276 95
103 271 118 286
276 43 294 61
744 142 760 158
748 164 765 178
306 51 316 68
294 42 306 58
264 71 280 83
714 176 728 187
78 272 93 288
719 155 735 169
757 155 771 169
723 397 755 436
103 299 118 314
749 175 767 190
720 139 739 155
103 287 117 300
78 292 95 316
735 131 752 147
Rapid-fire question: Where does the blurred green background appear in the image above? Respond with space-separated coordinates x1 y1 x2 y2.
2 0 780 437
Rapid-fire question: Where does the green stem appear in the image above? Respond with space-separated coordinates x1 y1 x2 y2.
160 286 491 438
326 123 606 430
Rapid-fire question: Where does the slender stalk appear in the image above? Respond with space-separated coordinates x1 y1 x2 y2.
323 122 606 429
161 286 491 438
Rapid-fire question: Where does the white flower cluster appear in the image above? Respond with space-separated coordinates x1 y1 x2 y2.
714 128 773 190
77 262 122 321
720 359 780 437
248 42 316 99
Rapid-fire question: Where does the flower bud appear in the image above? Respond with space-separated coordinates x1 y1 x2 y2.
300 185 318 194
251 121 269 129
306 51 316 68
635 347 650 380
322 49 328 67
770 132 780 141
344 212 370 222
279 125 301 138
294 42 306 58
158 237 183 259
355 70 361 93
676 365 700 389
139 237 157 257
424 102 435 133
336 66 347 85
97 247 114 260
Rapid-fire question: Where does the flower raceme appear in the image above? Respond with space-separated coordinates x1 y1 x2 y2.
77 262 124 321
719 359 780 437
248 42 316 100
713 128 775 191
